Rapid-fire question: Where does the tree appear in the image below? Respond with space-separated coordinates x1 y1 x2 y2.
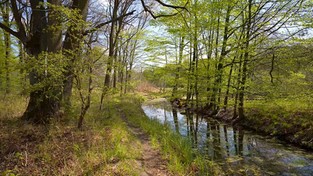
0 0 188 123
0 1 11 93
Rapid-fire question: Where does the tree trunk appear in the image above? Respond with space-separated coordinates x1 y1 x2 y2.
4 28 10 94
62 0 89 107
1 2 11 93
238 0 252 120
19 41 27 95
78 63 92 129
172 36 185 98
100 0 119 109
223 56 236 109
209 12 220 110
22 0 62 123
210 4 231 111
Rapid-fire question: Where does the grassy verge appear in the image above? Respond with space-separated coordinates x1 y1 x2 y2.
0 93 222 175
244 99 313 149
0 94 143 175
119 94 223 176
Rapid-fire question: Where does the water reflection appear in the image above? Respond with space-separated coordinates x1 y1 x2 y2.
142 99 313 175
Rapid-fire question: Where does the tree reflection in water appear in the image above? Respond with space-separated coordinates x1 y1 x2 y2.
142 100 313 175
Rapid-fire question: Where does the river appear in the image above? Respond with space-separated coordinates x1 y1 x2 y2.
142 98 313 175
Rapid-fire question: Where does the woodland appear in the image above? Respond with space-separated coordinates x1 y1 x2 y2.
0 0 313 175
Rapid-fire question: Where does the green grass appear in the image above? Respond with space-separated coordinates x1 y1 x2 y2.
118 94 222 176
0 93 142 175
0 92 223 175
244 98 313 149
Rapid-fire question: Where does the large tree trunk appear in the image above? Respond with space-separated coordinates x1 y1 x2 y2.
62 0 89 107
22 0 69 123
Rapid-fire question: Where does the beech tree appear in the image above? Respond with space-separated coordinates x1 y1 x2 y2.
0 0 187 123
143 0 306 120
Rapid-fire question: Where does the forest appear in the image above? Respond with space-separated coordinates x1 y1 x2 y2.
0 0 313 175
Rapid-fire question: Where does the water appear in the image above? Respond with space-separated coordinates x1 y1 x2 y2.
142 98 313 175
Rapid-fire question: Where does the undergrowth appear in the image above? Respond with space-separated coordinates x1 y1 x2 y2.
0 94 142 175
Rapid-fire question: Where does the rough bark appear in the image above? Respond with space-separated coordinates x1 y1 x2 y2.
63 0 89 107
22 0 61 123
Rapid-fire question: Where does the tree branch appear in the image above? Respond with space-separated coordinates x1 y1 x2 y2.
10 0 27 43
141 0 188 19
154 0 188 10
0 22 21 40
83 10 136 35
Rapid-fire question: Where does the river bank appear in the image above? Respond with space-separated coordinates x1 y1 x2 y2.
243 107 313 150
142 98 313 175
0 94 222 175
171 98 313 150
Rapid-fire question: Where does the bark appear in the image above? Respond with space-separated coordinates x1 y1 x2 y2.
209 11 220 110
270 51 275 84
210 4 231 111
4 26 10 94
19 41 27 94
100 0 119 109
22 0 61 123
238 0 252 120
172 36 185 98
194 4 199 109
113 46 118 88
204 25 214 108
77 63 92 129
172 109 179 133
127 40 137 92
63 0 89 107
233 53 243 119
104 0 119 88
223 56 236 109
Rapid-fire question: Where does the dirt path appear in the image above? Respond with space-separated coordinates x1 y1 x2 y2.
119 110 171 176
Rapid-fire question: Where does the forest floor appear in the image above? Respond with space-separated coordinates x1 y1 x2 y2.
0 87 219 175
0 94 172 175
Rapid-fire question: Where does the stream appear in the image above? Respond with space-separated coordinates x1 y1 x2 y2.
142 98 313 175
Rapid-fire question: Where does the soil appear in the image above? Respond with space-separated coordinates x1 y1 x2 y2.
119 109 172 176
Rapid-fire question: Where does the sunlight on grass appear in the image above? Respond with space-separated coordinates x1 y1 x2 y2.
118 95 223 175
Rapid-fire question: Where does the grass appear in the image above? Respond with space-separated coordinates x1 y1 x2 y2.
244 98 313 149
118 94 223 175
0 92 222 175
0 93 142 175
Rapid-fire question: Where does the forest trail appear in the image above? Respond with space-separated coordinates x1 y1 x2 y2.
119 109 171 176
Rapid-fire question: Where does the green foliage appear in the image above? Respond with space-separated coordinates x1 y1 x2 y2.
44 2 89 31
20 52 66 99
